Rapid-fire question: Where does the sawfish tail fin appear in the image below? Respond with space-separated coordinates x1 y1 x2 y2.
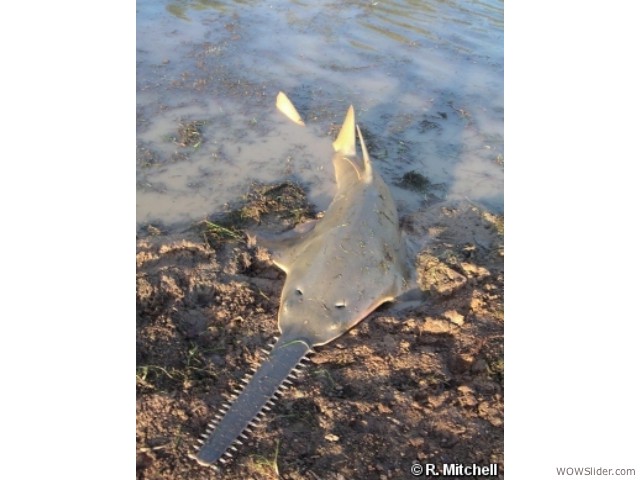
277 95 373 183
276 91 305 126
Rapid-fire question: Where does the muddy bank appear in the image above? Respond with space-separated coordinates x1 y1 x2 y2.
136 185 503 480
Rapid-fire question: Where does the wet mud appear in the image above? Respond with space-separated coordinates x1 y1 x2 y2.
136 184 504 479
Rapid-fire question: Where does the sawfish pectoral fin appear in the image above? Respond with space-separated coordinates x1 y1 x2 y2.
247 219 319 273
393 287 428 311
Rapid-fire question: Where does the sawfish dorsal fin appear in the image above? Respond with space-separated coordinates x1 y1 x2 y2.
332 106 372 183
356 123 373 183
332 105 356 156
276 91 305 126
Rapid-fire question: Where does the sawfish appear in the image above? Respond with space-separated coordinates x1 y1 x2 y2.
192 92 411 468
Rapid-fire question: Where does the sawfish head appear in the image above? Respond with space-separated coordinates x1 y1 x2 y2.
271 103 409 347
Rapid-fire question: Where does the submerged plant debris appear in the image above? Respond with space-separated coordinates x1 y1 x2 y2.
176 120 206 148
397 170 431 193
195 181 317 248
227 181 315 227
136 183 504 479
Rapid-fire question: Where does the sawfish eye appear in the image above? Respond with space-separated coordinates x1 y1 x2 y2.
295 288 303 296
335 302 346 309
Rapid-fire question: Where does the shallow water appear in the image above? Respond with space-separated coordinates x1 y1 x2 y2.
136 0 503 229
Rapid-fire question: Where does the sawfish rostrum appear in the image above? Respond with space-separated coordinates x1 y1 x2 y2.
192 93 410 468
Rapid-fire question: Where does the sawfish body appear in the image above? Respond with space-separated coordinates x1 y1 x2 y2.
274 125 408 347
193 94 410 468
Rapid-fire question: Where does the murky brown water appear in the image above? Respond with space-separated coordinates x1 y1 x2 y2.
137 0 503 229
